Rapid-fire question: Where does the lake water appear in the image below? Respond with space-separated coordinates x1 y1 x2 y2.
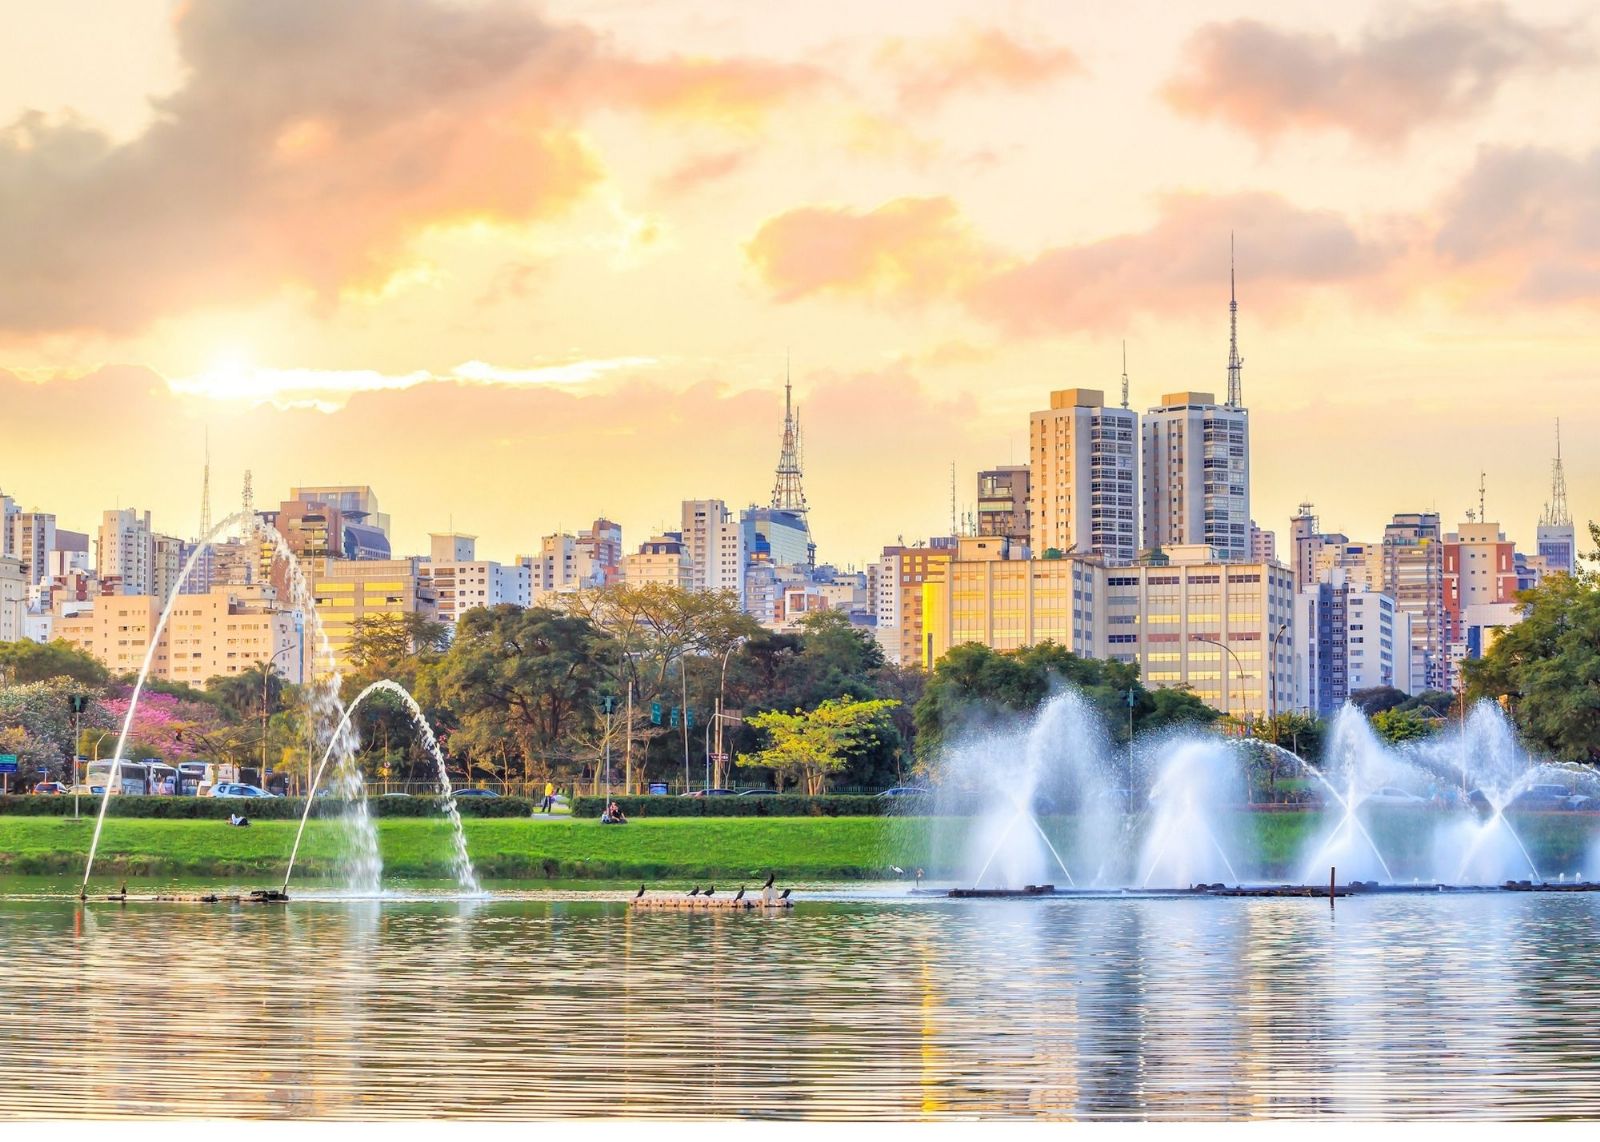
2 886 1598 1120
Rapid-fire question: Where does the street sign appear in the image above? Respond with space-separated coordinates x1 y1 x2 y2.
669 706 679 728
651 702 663 725
69 694 89 714
0 755 18 774
685 710 695 729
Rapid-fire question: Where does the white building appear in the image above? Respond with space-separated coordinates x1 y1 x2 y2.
0 555 26 642
520 532 601 605
1142 391 1251 563
1029 387 1139 564
98 508 155 595
6 511 55 585
1295 570 1412 718
681 499 747 605
621 533 694 590
421 533 532 626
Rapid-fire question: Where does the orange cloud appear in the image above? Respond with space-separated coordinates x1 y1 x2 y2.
744 196 992 305
654 148 752 197
1164 5 1589 145
747 191 1394 332
597 56 824 127
879 27 1083 108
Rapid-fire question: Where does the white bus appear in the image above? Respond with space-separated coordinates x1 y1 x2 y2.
144 761 179 795
177 761 217 797
86 761 150 796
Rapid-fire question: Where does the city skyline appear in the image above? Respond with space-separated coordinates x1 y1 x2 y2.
2 1 1596 566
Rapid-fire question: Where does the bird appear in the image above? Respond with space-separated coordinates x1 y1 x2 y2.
119 881 127 898
733 886 746 902
635 885 646 899
687 886 700 896
704 886 716 897
779 888 792 900
763 872 775 889
891 866 905 876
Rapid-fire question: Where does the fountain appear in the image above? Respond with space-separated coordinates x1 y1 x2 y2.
285 680 480 895
1138 738 1246 888
79 509 382 897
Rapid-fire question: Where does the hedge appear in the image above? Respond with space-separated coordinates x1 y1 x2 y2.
0 794 540 819
570 794 888 818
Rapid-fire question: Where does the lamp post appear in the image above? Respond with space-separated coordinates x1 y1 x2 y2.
259 645 294 789
1193 636 1250 733
1268 621 1289 739
601 694 617 803
712 637 746 792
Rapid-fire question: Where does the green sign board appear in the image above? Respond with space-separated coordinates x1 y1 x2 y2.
0 755 18 774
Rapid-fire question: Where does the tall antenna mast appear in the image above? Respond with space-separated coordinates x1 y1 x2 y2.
198 427 212 540
1120 340 1130 409
1479 470 1487 524
1543 419 1571 526
1226 233 1243 408
242 468 254 516
950 462 957 537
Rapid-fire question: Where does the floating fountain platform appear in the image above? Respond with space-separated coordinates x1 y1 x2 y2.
928 880 1600 899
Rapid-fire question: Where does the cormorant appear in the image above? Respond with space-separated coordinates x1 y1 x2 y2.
733 886 746 902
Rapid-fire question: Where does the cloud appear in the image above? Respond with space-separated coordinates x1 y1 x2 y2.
969 192 1394 335
744 196 992 304
878 27 1083 109
1164 5 1589 145
0 0 823 338
654 148 751 197
165 355 660 411
1435 146 1600 302
747 191 1394 332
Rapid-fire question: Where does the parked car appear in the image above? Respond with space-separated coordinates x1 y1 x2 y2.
1362 787 1426 806
454 788 499 798
878 786 932 799
32 781 68 795
681 788 737 797
209 783 273 798
1508 784 1575 812
380 792 413 799
738 788 780 796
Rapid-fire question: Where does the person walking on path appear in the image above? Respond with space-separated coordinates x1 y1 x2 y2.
541 781 556 814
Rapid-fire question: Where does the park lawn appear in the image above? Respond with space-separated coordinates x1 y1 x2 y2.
0 815 925 882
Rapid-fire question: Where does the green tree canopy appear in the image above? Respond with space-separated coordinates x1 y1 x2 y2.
0 639 109 686
738 696 900 795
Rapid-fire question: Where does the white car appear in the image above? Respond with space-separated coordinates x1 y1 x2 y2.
1363 787 1426 806
210 783 274 798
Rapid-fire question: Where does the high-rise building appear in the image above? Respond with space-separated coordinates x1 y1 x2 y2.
0 492 17 558
1537 421 1576 577
1030 388 1137 563
152 534 185 602
421 533 531 626
1382 512 1446 693
1296 569 1412 718
577 518 623 585
98 508 155 595
7 510 55 584
1141 391 1250 562
681 499 747 604
0 556 25 642
1312 539 1384 592
288 486 390 539
303 557 437 674
921 537 1103 664
976 466 1031 545
1442 519 1520 690
1249 520 1276 564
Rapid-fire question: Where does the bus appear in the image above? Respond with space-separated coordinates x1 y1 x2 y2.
144 761 179 795
86 761 150 796
177 761 217 797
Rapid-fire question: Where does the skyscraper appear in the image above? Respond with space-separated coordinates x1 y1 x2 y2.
1382 512 1446 693
681 499 747 605
1029 388 1138 564
1141 391 1250 561
976 466 1031 545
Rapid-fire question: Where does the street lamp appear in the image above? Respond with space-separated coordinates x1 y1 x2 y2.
1192 636 1250 732
1268 621 1290 737
712 638 747 792
259 644 294 789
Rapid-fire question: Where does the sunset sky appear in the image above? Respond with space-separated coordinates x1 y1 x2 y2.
2 0 1596 567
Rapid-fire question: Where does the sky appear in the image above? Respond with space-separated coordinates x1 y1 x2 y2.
1 0 1596 567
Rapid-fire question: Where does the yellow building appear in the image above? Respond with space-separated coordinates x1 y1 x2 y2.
54 586 303 684
302 557 435 674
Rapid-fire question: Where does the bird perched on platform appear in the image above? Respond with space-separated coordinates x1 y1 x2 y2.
635 885 646 899
891 866 905 876
779 888 792 900
763 872 775 889
703 886 716 897
733 886 746 902
687 885 700 896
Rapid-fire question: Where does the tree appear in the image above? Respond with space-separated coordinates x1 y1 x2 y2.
418 605 611 784
1370 706 1441 745
0 639 108 686
739 696 900 794
1464 547 1600 762
1349 686 1408 716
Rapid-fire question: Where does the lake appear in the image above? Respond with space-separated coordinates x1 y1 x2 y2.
2 885 1598 1120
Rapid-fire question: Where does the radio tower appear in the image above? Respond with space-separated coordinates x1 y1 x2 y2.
197 428 212 541
769 357 809 519
242 469 254 516
1542 419 1571 526
1120 340 1130 409
1226 234 1244 408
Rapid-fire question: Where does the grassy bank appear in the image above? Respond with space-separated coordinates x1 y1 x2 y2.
3 810 1595 883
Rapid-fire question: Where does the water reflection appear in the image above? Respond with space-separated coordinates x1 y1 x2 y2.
2 894 1599 1120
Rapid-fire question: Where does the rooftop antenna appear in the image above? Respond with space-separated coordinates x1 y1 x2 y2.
1120 340 1130 409
1226 233 1243 408
242 469 253 515
1479 470 1487 524
1542 419 1571 527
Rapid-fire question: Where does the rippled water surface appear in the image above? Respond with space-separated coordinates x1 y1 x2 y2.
3 889 1599 1120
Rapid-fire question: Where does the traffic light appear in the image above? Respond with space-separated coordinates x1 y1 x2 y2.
670 707 680 728
69 694 88 714
685 709 695 730
651 702 663 725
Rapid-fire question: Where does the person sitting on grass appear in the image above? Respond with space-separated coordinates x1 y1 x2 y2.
228 812 251 827
600 801 628 825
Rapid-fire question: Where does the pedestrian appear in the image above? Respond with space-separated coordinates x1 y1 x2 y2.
541 781 555 814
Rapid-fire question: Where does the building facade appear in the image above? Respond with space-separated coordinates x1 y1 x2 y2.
621 534 694 590
1030 388 1138 564
977 465 1032 545
1382 512 1447 693
1141 391 1251 563
97 508 155 595
681 499 747 604
1295 570 1412 718
920 537 1102 665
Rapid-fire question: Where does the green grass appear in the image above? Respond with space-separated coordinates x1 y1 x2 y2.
3 809 1594 883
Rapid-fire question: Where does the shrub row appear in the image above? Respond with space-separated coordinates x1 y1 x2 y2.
570 794 888 818
0 794 540 819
